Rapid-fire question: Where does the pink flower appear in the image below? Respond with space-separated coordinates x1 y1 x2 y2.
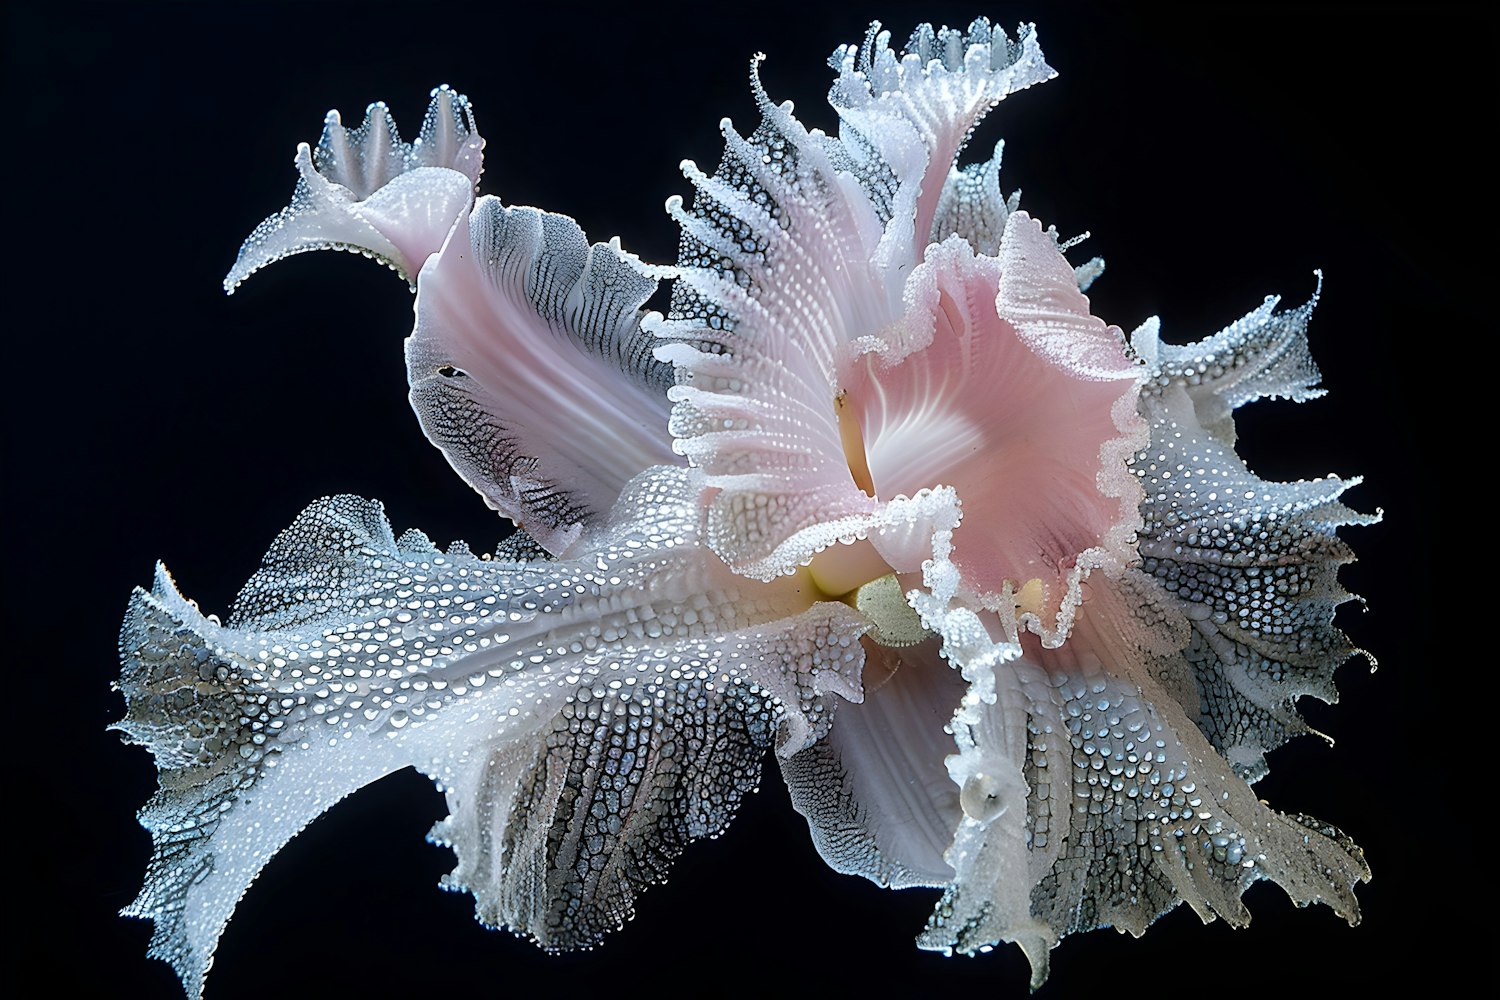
116 19 1373 998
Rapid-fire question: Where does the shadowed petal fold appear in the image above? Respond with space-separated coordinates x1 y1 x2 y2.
428 597 866 949
782 636 966 888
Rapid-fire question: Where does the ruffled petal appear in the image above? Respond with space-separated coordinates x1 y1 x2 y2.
654 21 1053 581
1132 277 1328 448
652 86 892 579
116 469 865 997
781 635 966 888
842 224 1144 630
1132 285 1376 780
898 280 1374 981
917 578 1369 986
928 140 1018 256
224 86 483 291
828 17 1054 268
407 198 677 556
997 211 1141 381
428 596 866 950
929 140 1104 290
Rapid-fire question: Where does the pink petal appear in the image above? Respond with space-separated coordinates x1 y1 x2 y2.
844 230 1144 627
997 211 1142 380
655 21 1053 581
408 199 678 555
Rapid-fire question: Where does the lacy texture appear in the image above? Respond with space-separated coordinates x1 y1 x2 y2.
116 19 1374 998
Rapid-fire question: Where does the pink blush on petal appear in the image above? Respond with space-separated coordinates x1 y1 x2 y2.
843 233 1141 619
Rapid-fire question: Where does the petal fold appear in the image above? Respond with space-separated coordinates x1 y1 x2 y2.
407 198 677 555
917 579 1369 986
781 636 966 888
224 86 483 291
1132 286 1376 779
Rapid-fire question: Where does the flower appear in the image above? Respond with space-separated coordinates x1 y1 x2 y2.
115 18 1374 998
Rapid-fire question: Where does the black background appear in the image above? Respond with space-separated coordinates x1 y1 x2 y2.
6 1 1478 995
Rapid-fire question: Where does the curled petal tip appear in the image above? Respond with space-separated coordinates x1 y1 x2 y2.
223 88 485 295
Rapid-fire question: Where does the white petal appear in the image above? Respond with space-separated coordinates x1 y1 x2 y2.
652 102 891 578
407 199 677 556
1133 291 1376 779
1131 275 1328 447
928 139 1018 256
224 87 482 291
115 470 864 994
916 577 1369 983
782 636 966 888
829 18 1054 267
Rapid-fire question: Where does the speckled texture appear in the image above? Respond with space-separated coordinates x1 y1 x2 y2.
113 16 1376 998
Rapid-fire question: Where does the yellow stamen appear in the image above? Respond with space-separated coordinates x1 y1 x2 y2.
836 389 876 498
1014 578 1046 617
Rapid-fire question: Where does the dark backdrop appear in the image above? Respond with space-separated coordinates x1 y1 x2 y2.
6 2 1477 995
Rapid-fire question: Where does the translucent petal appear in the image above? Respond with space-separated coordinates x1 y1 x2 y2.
225 87 482 290
782 635 966 888
408 198 676 555
844 224 1144 630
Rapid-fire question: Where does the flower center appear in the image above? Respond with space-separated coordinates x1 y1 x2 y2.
807 537 892 599
803 388 902 601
